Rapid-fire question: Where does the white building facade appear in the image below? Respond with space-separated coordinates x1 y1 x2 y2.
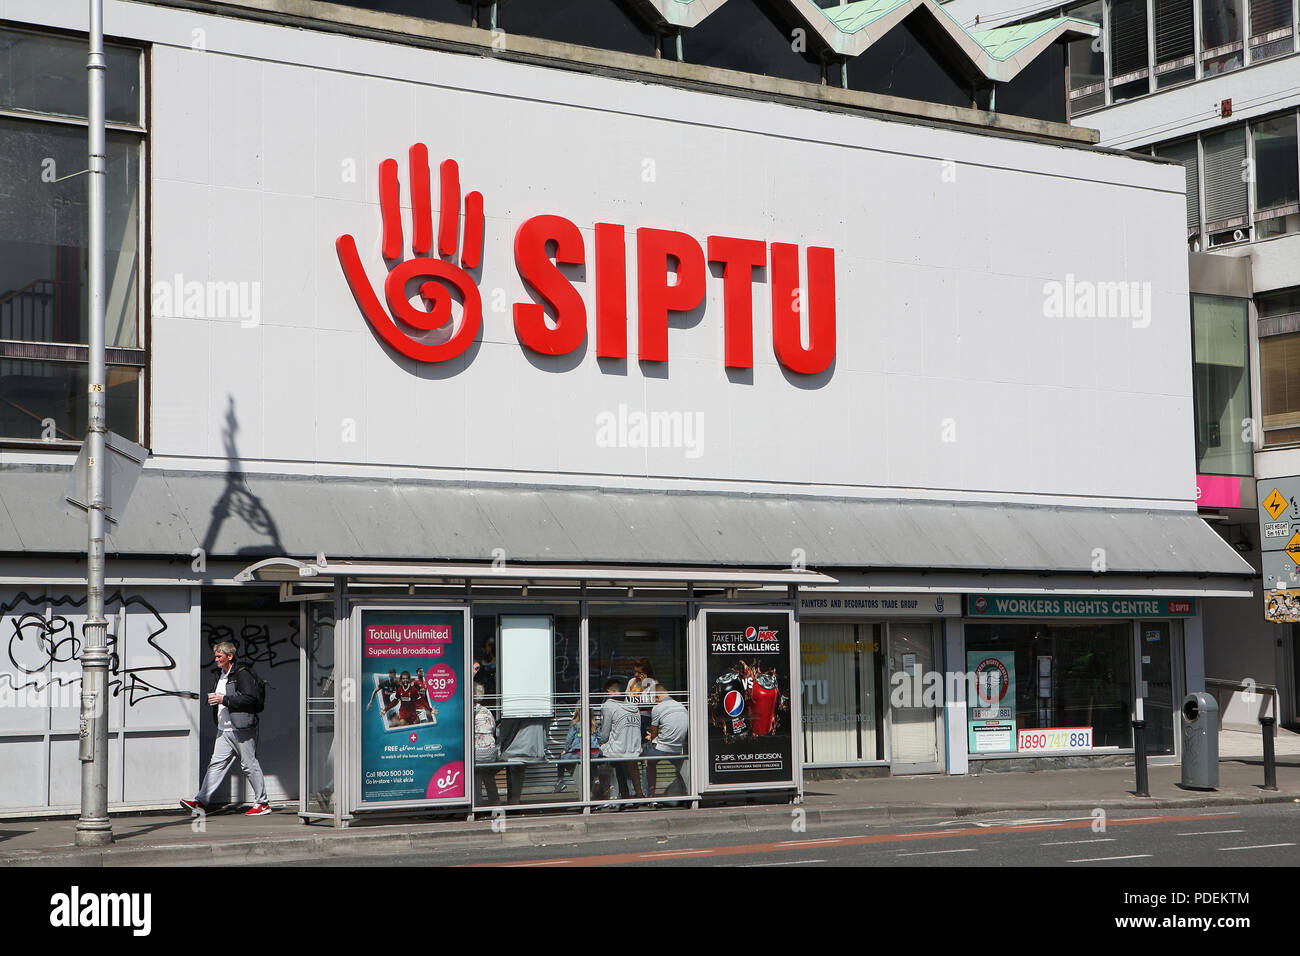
945 0 1300 728
0 0 1252 817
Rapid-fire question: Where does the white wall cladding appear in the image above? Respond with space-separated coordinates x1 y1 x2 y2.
0 586 199 813
18 0 1195 506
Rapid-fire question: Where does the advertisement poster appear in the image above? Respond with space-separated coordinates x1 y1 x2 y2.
967 651 1016 754
360 609 466 804
706 611 795 788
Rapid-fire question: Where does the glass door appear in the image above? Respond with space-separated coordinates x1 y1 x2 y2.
1138 621 1176 754
887 624 943 773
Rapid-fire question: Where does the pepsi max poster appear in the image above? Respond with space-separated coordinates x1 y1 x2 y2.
705 611 795 788
360 609 467 805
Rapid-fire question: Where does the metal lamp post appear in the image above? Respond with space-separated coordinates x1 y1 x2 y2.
76 0 113 847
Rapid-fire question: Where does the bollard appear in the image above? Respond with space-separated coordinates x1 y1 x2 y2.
1261 715 1278 791
1133 719 1150 797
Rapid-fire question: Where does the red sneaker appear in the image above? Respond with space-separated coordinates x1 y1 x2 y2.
245 803 272 816
179 799 206 814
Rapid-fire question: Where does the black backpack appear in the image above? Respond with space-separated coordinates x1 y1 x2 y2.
240 665 268 713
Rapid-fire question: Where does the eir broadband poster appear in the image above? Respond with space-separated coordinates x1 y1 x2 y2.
360 609 467 805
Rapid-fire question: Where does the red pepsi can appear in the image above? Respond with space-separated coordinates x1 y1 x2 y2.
751 672 779 735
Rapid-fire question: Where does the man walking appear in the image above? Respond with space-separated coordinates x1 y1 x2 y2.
180 641 271 816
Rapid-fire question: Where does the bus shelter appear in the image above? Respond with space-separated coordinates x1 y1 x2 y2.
236 558 834 827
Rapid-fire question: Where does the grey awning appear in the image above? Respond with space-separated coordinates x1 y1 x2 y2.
0 466 1255 585
236 558 837 589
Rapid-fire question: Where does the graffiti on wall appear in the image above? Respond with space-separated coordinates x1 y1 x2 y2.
1 590 196 704
200 616 301 674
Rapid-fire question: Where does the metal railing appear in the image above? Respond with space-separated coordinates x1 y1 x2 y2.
0 279 81 343
1204 677 1279 725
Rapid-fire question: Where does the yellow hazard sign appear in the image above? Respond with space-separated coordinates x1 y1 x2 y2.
1264 488 1288 520
1289 531 1300 566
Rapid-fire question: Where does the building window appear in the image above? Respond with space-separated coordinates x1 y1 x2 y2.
1258 287 1300 446
495 0 660 57
1156 138 1201 246
1191 294 1253 475
1200 0 1246 75
681 0 827 84
1155 0 1197 86
1109 0 1153 100
1247 0 1295 61
1202 125 1250 245
1155 109 1300 249
1067 0 1107 112
1252 113 1300 238
0 28 145 445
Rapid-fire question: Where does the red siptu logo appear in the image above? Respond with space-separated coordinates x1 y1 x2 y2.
337 144 836 374
336 144 483 364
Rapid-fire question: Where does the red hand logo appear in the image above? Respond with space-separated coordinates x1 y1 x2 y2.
336 144 484 362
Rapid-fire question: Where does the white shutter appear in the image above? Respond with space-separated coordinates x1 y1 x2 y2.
1202 127 1249 227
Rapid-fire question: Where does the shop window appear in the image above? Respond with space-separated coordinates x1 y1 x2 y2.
318 0 477 24
1066 0 1106 113
1192 294 1253 475
846 14 976 110
681 0 826 85
0 30 145 445
966 622 1137 751
1108 0 1151 101
1247 0 1295 61
495 0 660 57
800 622 883 764
1258 287 1300 445
997 43 1068 123
1201 0 1245 75
1252 113 1300 239
1154 0 1196 87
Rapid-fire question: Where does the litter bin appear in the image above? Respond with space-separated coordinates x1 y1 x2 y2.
1180 692 1219 790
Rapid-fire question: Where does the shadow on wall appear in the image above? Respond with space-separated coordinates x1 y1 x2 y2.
200 394 286 559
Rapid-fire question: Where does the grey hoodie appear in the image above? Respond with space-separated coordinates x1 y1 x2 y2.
598 697 642 757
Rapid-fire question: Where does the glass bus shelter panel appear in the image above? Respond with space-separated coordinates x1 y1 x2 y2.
470 605 582 808
589 605 690 807
303 601 336 815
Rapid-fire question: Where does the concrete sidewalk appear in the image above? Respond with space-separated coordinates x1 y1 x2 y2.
3 757 1297 867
